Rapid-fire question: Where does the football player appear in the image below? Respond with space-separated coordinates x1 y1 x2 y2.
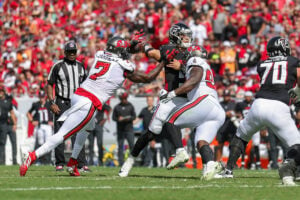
220 36 300 186
119 23 193 177
159 45 225 180
19 36 171 176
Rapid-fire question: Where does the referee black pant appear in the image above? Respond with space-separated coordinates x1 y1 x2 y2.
54 97 87 168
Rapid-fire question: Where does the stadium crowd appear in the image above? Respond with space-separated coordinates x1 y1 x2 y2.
0 0 300 168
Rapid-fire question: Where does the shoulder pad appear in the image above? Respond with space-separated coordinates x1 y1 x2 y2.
118 60 136 72
186 56 209 70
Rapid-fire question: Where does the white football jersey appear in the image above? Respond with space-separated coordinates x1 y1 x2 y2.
80 51 135 104
186 56 218 100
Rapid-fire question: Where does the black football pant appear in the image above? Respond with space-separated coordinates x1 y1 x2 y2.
88 124 103 166
54 97 87 167
0 124 9 164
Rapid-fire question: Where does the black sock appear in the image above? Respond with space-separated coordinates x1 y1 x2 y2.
198 144 213 164
227 135 248 170
131 131 155 157
164 122 183 149
254 146 260 164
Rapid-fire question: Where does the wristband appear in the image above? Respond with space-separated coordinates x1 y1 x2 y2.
168 90 177 98
50 100 55 105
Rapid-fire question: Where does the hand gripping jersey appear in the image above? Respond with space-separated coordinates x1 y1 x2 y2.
159 44 190 96
77 51 136 109
256 55 299 105
185 56 218 100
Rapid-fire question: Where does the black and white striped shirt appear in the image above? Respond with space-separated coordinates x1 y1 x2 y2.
48 58 86 100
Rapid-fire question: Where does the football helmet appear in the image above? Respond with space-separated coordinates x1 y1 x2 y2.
267 36 290 57
106 36 130 59
169 23 193 48
187 45 208 59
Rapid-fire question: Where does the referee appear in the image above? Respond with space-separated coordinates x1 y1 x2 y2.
47 41 90 171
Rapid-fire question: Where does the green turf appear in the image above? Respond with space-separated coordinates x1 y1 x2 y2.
1 165 299 200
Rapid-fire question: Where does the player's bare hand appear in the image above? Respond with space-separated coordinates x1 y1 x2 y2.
50 104 61 114
32 121 39 126
48 121 54 127
167 59 181 70
118 116 124 122
12 124 17 132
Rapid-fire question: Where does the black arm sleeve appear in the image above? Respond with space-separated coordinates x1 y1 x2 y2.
112 106 119 122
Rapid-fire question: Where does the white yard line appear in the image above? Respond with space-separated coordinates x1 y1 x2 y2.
1 184 299 191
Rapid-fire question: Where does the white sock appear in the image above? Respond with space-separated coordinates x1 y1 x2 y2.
176 147 184 154
36 132 64 158
71 131 89 159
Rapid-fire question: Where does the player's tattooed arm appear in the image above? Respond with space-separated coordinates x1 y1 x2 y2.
126 61 164 83
174 66 203 96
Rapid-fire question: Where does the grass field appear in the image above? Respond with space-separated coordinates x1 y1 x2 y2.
1 165 299 200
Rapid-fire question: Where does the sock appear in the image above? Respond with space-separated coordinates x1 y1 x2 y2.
254 146 260 165
198 144 213 164
71 131 89 159
176 147 184 154
131 131 155 157
227 135 248 170
164 122 183 149
36 131 64 158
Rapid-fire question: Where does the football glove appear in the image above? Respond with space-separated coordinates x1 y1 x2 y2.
127 29 145 53
159 89 176 104
288 86 300 106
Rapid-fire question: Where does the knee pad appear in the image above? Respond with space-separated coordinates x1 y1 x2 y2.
229 135 248 154
287 144 300 165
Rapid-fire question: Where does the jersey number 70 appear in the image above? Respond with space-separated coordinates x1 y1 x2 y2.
90 61 111 80
260 61 287 84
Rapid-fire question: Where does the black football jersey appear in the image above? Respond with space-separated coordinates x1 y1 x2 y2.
256 56 300 105
159 44 190 97
28 101 52 124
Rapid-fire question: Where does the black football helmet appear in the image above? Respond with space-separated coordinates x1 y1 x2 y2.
106 36 130 59
187 45 208 59
169 23 193 48
267 36 290 57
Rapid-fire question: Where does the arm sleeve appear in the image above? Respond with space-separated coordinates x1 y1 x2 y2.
138 108 145 119
112 106 119 122
130 104 136 121
28 103 36 114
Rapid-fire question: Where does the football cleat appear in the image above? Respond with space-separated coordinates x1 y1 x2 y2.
279 159 297 186
119 156 135 177
55 165 64 171
282 176 296 186
66 158 80 176
79 166 92 173
166 149 189 170
202 161 224 180
20 151 37 176
214 168 234 179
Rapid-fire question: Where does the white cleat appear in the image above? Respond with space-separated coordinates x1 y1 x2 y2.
202 161 223 181
167 149 189 170
282 176 296 186
119 156 135 177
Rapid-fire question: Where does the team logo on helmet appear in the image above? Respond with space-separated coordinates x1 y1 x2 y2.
275 38 289 52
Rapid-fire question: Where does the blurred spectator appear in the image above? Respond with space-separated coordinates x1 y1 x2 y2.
220 41 236 75
113 90 136 166
0 87 17 164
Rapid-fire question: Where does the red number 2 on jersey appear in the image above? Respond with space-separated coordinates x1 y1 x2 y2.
89 61 111 80
205 69 216 89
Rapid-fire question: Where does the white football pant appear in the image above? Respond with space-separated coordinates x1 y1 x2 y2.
149 96 187 134
237 98 300 147
35 94 97 158
167 95 225 145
